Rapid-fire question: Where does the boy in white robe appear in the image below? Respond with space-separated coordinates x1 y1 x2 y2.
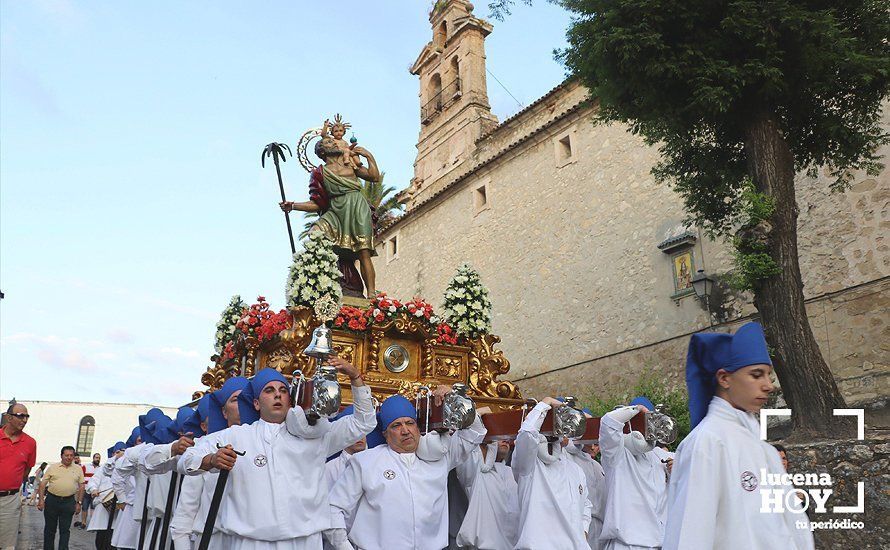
86 442 125 550
512 397 592 550
324 406 367 491
112 411 165 550
181 359 375 550
565 436 606 550
454 440 519 550
663 322 815 550
327 391 487 550
598 396 668 550
142 406 203 550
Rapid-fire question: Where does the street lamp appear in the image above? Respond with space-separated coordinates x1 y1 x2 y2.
692 269 715 328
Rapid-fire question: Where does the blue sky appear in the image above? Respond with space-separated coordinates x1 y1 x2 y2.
0 1 572 406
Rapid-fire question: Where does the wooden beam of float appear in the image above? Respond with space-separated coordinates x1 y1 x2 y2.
197 306 525 412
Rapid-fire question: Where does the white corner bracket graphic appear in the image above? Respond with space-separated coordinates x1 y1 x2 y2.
833 408 865 440
759 408 792 440
833 481 866 514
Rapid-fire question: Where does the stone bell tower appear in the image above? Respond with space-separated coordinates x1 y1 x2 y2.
402 0 499 208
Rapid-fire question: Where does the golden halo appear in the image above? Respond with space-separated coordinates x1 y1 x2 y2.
296 127 323 173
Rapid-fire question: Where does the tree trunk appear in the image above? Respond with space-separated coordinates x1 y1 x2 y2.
742 111 847 436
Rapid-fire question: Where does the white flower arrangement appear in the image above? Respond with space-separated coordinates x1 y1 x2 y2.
441 263 492 338
286 231 342 310
214 295 246 353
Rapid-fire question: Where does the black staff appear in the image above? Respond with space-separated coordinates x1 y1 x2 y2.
157 472 179 550
137 477 151 550
197 445 245 550
262 142 296 254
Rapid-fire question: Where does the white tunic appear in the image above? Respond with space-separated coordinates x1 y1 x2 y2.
169 437 217 550
599 409 667 549
86 459 116 532
663 397 815 550
328 417 486 550
324 452 354 490
180 385 376 545
454 445 519 550
512 402 592 550
111 444 151 550
565 444 606 550
170 473 205 550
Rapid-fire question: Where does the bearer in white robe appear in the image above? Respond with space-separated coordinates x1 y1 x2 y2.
454 440 519 550
598 395 668 550
142 407 203 550
181 359 375 549
170 378 249 550
324 406 367 491
663 322 815 550
512 397 592 550
565 436 606 550
112 411 165 550
87 442 125 550
327 390 487 550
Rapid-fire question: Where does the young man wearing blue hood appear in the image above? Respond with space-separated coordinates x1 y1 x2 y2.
663 322 814 550
181 357 375 549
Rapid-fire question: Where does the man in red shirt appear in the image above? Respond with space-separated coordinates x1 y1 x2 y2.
0 402 37 550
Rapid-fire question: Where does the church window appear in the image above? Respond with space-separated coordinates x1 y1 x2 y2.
556 133 574 165
436 21 447 49
386 234 399 263
451 57 461 95
473 183 490 214
76 415 95 456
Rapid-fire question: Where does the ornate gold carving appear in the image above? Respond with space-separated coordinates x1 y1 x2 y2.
267 347 295 373
333 343 356 365
280 307 315 343
244 336 259 377
366 330 381 372
435 356 462 378
467 334 521 399
199 305 521 407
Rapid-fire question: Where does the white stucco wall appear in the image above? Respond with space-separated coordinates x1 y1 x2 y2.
2 398 177 471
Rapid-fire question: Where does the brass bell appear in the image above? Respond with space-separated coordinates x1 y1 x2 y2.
303 324 334 359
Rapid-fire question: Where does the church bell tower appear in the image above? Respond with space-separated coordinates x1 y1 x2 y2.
403 0 499 207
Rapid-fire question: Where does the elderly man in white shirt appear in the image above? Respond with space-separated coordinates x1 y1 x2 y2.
181 358 375 550
327 390 487 550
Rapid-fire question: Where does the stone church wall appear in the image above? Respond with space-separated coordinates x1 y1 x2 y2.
377 84 889 405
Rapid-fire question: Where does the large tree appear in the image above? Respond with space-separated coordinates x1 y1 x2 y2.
493 0 890 433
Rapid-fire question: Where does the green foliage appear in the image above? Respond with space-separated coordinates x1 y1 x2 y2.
581 370 691 450
488 0 533 20
728 181 781 291
548 0 890 236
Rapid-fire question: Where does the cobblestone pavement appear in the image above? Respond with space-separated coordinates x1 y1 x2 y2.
16 502 95 550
